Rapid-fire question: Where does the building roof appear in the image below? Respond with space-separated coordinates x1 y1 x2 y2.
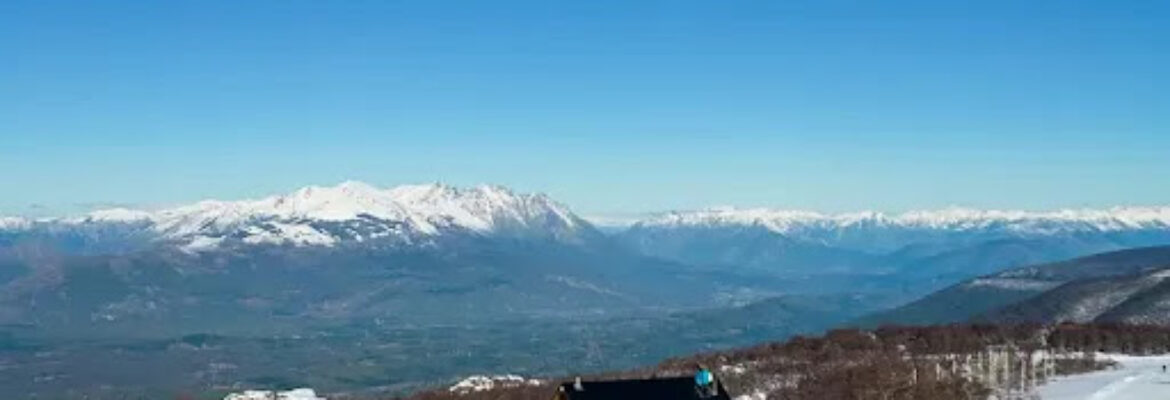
556 377 731 400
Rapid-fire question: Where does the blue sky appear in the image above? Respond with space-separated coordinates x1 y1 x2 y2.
2 0 1167 217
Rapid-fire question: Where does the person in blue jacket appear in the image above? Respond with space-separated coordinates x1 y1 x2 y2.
695 364 717 397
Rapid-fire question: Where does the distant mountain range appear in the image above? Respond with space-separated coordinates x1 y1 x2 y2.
3 182 1170 329
618 206 1170 303
859 245 1170 326
633 207 1170 244
6 183 1170 253
622 206 1170 263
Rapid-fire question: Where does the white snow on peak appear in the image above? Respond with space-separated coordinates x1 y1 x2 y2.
83 208 154 223
0 217 31 230
43 182 583 250
634 206 1170 234
387 183 579 232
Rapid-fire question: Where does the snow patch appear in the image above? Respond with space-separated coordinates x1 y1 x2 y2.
181 236 225 253
546 276 624 298
720 363 749 375
1145 269 1170 280
966 278 1061 291
448 375 543 394
733 391 767 400
223 388 324 400
241 222 337 246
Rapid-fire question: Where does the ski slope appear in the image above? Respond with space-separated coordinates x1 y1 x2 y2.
1037 354 1170 399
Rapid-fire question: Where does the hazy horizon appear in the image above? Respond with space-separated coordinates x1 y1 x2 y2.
4 179 1170 223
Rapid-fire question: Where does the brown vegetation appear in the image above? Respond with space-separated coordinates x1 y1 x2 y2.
398 323 1170 400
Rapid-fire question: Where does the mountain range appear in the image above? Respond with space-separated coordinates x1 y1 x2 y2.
4 182 1170 397
2 182 597 253
4 182 1170 330
7 183 1170 254
623 206 1170 262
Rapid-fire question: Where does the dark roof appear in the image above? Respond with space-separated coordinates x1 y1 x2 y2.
557 377 732 400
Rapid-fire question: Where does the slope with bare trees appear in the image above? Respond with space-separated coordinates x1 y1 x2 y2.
401 323 1170 400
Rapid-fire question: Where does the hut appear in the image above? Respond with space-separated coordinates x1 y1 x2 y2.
554 376 731 400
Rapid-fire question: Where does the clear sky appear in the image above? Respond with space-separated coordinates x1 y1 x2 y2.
3 0 1167 217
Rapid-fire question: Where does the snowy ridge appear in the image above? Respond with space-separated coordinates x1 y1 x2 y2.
634 206 1170 234
146 181 577 234
0 182 589 250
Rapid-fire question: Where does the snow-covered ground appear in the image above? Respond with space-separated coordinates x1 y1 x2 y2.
1037 354 1170 399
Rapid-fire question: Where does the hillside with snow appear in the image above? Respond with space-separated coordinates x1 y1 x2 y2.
862 245 1170 327
1037 354 1170 400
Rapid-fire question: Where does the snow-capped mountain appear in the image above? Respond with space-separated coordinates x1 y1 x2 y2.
1 182 596 251
623 206 1170 259
618 206 1170 288
635 207 1170 240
